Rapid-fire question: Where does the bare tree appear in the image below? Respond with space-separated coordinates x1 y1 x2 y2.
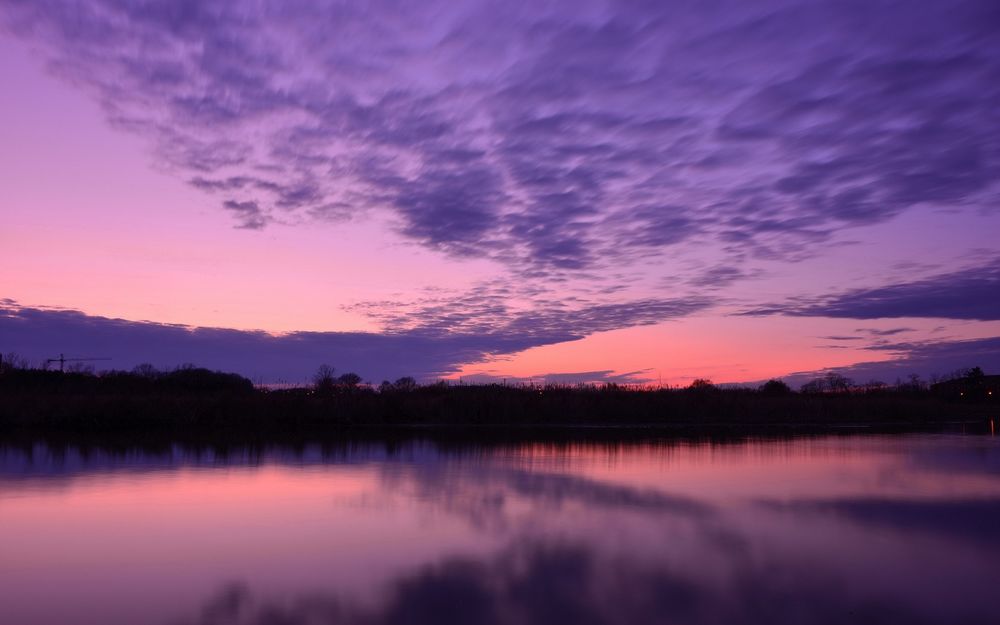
823 373 854 393
313 364 336 394
132 363 160 379
0 352 30 371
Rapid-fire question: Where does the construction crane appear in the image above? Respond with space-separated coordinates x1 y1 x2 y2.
45 353 111 372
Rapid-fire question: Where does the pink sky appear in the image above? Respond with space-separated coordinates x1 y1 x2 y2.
1 2 999 385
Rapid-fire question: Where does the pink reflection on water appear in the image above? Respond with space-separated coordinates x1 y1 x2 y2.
1 435 999 624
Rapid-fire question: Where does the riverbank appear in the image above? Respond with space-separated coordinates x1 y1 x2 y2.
2 365 995 440
1 382 994 443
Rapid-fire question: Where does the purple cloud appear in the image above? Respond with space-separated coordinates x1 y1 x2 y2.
345 280 712 346
222 200 267 230
0 297 708 382
2 0 997 279
744 258 1000 320
456 369 656 386
784 336 1000 386
858 328 915 337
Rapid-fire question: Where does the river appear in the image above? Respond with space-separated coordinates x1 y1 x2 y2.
1 433 998 624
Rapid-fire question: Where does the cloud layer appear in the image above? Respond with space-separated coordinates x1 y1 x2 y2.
784 336 1000 385
0 297 706 382
747 258 1000 320
3 0 998 278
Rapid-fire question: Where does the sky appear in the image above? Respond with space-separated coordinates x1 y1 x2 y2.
1 0 999 386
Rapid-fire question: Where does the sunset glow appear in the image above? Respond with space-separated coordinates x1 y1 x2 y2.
2 1 998 385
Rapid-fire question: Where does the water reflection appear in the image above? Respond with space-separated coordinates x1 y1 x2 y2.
762 498 1000 547
1 435 998 625
177 540 935 625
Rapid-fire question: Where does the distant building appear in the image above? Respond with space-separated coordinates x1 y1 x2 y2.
931 372 998 401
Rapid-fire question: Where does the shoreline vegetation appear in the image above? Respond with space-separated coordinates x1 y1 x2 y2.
0 361 996 441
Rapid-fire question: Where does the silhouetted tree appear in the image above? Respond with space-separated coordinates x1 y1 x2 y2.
759 379 792 396
800 378 825 394
338 372 362 388
1 364 992 429
896 373 926 393
688 378 716 391
161 367 254 393
0 352 29 372
823 373 853 393
132 363 160 379
313 364 337 394
965 366 985 382
394 376 418 392
861 379 888 393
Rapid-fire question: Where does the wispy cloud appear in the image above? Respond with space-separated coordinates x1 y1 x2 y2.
455 369 656 386
744 258 1000 320
857 327 915 337
347 282 712 343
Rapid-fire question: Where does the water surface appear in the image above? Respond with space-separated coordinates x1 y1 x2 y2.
2 434 999 624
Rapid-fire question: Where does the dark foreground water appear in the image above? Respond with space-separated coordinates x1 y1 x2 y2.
2 434 999 625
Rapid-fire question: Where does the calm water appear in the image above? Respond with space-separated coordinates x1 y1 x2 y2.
2 434 999 625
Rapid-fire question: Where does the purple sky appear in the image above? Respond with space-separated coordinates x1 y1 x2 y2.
1 0 999 385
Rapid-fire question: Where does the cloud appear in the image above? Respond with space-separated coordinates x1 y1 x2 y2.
857 327 914 337
345 282 712 344
784 336 1000 385
2 0 997 278
688 264 757 289
746 258 1000 320
222 199 267 230
454 369 656 386
0 297 707 382
540 369 653 385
